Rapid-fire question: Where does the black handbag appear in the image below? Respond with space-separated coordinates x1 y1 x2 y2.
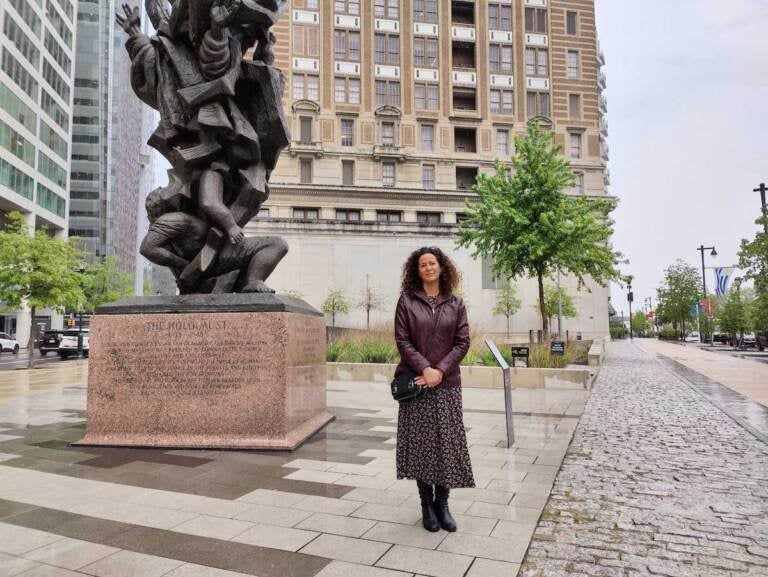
391 305 443 403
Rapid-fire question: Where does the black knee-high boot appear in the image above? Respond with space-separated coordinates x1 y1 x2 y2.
434 485 457 532
416 480 439 532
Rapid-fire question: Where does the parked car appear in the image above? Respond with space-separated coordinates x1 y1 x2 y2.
742 333 756 348
59 329 89 359
684 331 701 343
758 331 767 352
39 330 64 356
0 332 20 353
713 332 729 344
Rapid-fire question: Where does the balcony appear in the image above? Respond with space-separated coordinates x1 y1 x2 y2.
289 140 324 157
599 117 608 136
454 127 477 154
599 94 608 113
599 71 607 90
373 144 407 162
451 25 476 42
452 41 475 69
452 87 477 111
456 166 478 190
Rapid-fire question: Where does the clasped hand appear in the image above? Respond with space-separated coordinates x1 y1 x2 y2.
415 367 443 388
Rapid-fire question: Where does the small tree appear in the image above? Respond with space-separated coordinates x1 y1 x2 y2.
631 311 650 336
358 275 385 330
737 213 768 331
537 282 578 334
458 121 622 340
322 289 351 328
82 256 134 312
493 280 521 337
0 213 85 368
717 281 752 346
656 260 702 339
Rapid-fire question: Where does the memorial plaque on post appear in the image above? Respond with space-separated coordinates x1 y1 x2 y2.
550 341 566 356
484 339 514 447
510 346 530 368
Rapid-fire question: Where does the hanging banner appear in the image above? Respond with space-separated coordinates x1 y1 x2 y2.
714 267 735 296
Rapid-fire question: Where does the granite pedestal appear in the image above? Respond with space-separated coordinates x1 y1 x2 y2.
75 294 333 450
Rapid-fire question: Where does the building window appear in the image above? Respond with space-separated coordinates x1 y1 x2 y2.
421 124 435 151
337 208 361 221
293 74 319 101
293 24 319 57
341 119 354 146
38 151 67 190
1 48 38 100
381 122 396 146
524 7 547 34
456 166 478 190
488 4 512 31
489 44 513 74
377 210 402 223
4 15 40 70
525 47 548 77
382 162 395 187
414 37 439 67
566 11 578 36
342 160 355 185
299 158 312 183
9 0 41 36
567 50 580 79
335 77 360 104
0 119 35 167
569 93 581 119
422 164 436 190
413 0 437 23
417 212 441 225
527 91 550 118
334 30 360 61
570 132 582 159
414 82 439 110
0 156 34 200
490 89 513 114
375 33 400 65
335 1 360 15
257 208 269 218
573 172 584 195
496 129 509 158
299 116 313 143
293 207 319 220
375 0 399 19
482 256 501 290
0 84 36 133
375 80 400 107
454 127 476 153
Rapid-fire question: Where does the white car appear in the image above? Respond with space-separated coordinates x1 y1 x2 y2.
59 329 90 359
0 332 20 354
684 332 700 343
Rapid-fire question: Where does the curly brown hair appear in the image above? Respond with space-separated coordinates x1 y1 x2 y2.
401 246 461 295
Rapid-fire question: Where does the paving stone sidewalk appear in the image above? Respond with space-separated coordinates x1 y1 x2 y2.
520 340 768 577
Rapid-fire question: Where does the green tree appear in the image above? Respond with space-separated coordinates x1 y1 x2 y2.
631 311 650 336
458 121 622 339
143 276 152 296
493 280 521 337
656 260 701 338
737 213 768 331
322 289 351 328
81 256 134 312
0 212 85 368
717 281 752 346
537 282 578 334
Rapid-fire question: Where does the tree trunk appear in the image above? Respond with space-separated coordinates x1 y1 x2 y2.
366 307 370 331
27 306 36 369
332 311 336 328
537 272 549 341
506 316 510 338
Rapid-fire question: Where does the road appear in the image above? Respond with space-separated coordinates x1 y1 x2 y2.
0 349 75 370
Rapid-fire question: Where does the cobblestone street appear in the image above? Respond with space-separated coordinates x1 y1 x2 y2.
521 340 768 577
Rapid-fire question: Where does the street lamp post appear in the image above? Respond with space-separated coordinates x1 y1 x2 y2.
696 245 717 344
754 182 767 235
626 277 633 342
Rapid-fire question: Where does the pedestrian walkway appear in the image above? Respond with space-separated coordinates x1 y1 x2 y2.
0 360 590 577
520 340 768 577
638 339 768 407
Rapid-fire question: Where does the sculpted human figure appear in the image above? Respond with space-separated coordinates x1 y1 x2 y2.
116 0 290 294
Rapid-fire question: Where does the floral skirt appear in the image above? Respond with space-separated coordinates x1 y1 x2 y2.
396 385 475 489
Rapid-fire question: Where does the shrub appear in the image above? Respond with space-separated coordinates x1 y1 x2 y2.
610 325 627 339
659 327 679 340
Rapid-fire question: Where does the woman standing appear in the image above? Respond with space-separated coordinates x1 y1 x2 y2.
394 247 475 532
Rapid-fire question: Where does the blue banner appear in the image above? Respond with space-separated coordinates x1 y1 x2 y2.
714 267 734 296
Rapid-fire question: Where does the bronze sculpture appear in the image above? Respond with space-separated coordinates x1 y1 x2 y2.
116 0 290 294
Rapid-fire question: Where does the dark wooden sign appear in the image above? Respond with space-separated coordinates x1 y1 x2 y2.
550 340 565 355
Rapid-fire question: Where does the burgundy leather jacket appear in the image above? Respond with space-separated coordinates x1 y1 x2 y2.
394 290 470 388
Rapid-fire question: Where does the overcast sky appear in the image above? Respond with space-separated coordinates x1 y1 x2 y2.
595 0 768 314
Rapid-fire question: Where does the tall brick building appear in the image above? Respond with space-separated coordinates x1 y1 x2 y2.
250 0 611 336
